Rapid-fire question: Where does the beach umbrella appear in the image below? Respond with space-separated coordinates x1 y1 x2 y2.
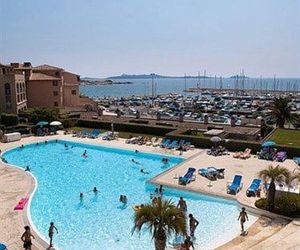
210 136 222 143
50 121 62 126
262 141 276 147
36 121 48 127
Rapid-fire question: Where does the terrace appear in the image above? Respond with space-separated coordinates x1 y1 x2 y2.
0 131 300 249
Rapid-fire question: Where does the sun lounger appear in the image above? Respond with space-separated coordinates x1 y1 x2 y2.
125 137 137 144
146 137 156 146
227 175 243 195
89 129 101 139
152 138 162 147
240 148 252 159
275 151 287 162
168 140 179 149
0 243 7 250
199 167 225 180
81 130 90 138
246 178 261 197
178 168 196 185
294 157 300 166
161 139 171 148
233 151 242 158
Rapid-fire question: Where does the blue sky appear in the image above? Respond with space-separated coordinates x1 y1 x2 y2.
1 0 299 77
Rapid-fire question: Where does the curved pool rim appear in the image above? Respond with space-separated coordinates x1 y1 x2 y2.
2 139 261 249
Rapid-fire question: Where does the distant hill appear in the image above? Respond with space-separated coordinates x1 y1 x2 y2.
107 74 211 79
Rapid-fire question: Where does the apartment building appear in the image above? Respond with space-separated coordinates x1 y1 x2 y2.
0 62 81 113
0 63 27 114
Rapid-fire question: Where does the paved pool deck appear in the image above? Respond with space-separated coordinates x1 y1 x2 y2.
0 131 299 250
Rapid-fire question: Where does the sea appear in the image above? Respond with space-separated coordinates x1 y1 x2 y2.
80 77 299 98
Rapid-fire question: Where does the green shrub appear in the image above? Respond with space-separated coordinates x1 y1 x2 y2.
62 119 78 128
77 119 175 136
0 113 19 126
255 194 300 218
255 198 268 210
21 108 60 124
6 125 31 134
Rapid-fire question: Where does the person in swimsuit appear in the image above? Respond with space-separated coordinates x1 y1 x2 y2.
238 207 249 233
131 159 140 164
177 197 187 212
140 169 149 174
21 226 35 250
25 166 31 172
82 150 88 158
93 187 98 193
180 236 194 250
48 222 58 247
189 214 199 238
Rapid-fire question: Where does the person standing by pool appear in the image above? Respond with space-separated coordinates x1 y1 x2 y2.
177 197 187 212
48 222 58 247
189 214 199 238
238 207 249 234
21 225 35 250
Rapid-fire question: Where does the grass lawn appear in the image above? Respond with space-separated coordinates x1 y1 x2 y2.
68 127 161 139
270 129 300 148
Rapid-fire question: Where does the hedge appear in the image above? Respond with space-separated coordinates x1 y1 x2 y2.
166 129 300 158
0 113 19 126
77 119 176 136
5 124 31 134
255 194 300 218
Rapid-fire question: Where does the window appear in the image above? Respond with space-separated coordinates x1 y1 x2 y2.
77 76 80 81
54 102 58 107
4 83 11 95
52 81 58 86
53 91 58 96
71 90 77 95
55 71 59 77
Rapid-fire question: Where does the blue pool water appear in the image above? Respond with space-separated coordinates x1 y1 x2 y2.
4 140 256 250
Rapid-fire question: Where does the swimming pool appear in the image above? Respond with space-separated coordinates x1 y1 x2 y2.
4 140 257 250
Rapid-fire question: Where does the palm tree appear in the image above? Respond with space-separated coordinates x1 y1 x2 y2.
270 97 297 128
132 197 187 250
259 165 290 211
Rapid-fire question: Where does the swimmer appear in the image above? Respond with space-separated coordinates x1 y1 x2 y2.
131 159 140 165
25 166 31 172
36 143 39 146
20 144 24 149
82 150 87 158
119 195 127 204
55 139 58 143
140 169 149 174
64 143 68 149
80 193 83 199
93 187 98 193
45 141 48 144
158 185 164 194
135 150 139 153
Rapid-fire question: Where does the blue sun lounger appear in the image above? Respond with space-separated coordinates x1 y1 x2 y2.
161 139 171 148
227 175 243 194
294 157 300 166
179 167 196 185
0 243 7 250
89 129 101 139
246 178 261 197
